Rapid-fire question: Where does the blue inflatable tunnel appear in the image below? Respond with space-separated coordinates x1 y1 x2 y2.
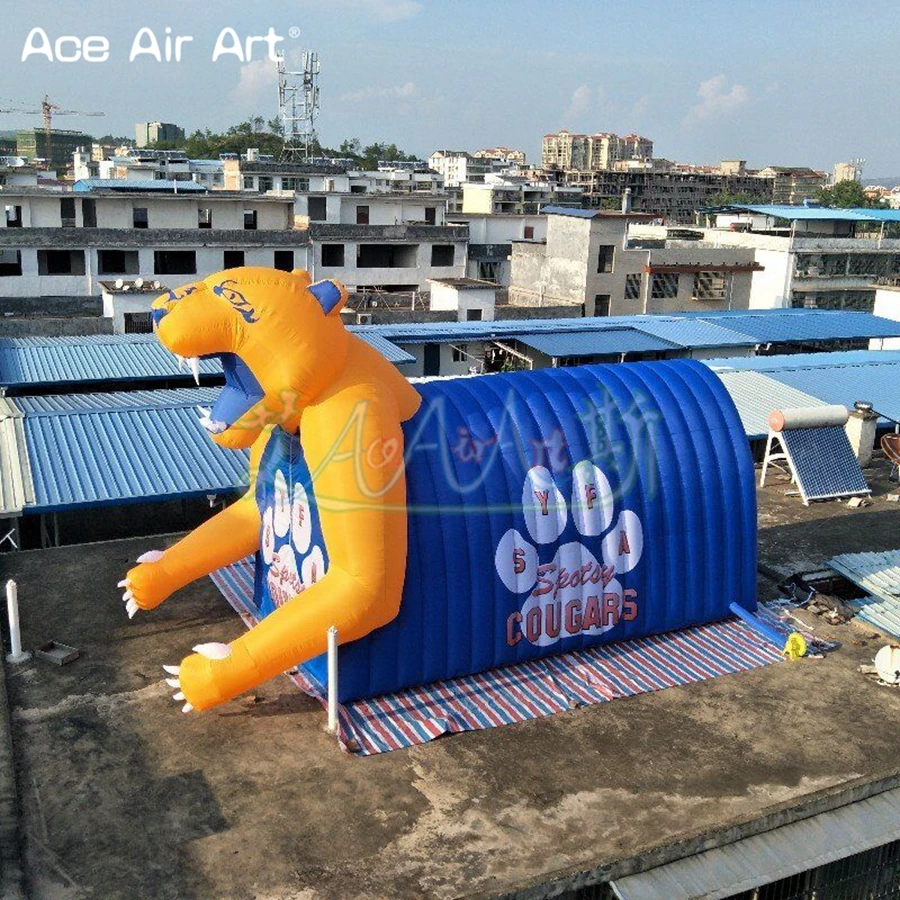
302 359 757 701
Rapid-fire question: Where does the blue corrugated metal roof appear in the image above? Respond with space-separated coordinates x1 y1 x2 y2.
540 206 600 218
725 204 900 222
13 388 221 414
23 404 248 512
73 178 208 193
633 318 758 348
0 333 412 388
695 311 900 343
0 335 221 388
516 330 676 357
704 349 900 372
704 350 900 424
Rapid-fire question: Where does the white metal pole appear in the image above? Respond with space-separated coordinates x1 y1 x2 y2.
5 580 31 664
326 625 338 734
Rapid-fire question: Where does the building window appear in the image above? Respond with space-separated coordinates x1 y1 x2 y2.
123 312 153 334
693 272 728 301
38 249 85 275
223 250 245 268
452 343 469 362
424 206 436 225
0 249 22 276
258 176 273 193
594 294 611 316
356 205 370 225
243 176 255 190
82 199 97 229
243 209 257 230
154 250 197 275
198 207 212 229
98 250 138 275
307 197 327 221
524 225 535 240
478 261 500 282
431 245 455 266
597 245 615 273
357 244 418 268
650 273 679 299
322 244 345 267
133 207 149 229
4 205 22 227
465 309 483 321
624 273 641 300
60 197 76 227
273 250 294 271
282 177 310 192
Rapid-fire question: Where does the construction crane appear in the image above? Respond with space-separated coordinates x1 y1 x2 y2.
0 95 104 163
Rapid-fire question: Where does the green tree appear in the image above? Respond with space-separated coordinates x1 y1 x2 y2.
814 179 884 208
706 190 770 207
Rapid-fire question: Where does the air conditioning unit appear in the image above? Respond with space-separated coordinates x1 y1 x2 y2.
356 312 373 325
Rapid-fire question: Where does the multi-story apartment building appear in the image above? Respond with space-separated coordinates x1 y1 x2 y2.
447 212 548 284
541 130 654 171
17 129 93 168
135 122 185 148
755 167 826 205
508 207 761 317
73 148 225 189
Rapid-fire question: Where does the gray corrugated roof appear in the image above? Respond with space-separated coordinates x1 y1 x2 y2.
634 318 758 348
0 396 34 518
715 371 826 439
828 551 900 638
612 786 900 900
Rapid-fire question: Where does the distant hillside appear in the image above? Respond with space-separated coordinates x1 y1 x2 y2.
866 177 900 188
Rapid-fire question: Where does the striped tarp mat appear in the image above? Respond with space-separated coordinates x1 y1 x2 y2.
210 560 783 755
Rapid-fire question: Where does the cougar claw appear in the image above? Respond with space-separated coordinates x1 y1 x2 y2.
162 664 180 676
182 703 194 714
136 550 165 564
165 677 180 688
117 579 129 588
192 642 232 660
126 599 139 619
173 691 185 701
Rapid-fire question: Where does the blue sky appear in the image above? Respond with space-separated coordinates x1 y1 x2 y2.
2 0 898 176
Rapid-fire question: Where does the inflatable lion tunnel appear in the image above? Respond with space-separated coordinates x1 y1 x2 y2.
122 268 756 712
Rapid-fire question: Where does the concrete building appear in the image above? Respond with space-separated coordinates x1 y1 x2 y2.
756 166 826 205
308 222 468 294
17 128 93 168
427 151 498 187
694 205 900 311
0 186 303 298
428 278 497 322
508 207 761 315
135 121 185 147
447 212 547 284
73 148 225 189
473 146 526 166
833 161 863 184
565 168 772 223
462 176 581 215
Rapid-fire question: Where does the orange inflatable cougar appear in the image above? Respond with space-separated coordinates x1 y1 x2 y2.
118 267 420 712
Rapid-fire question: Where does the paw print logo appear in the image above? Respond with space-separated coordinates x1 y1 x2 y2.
261 470 326 607
495 462 643 647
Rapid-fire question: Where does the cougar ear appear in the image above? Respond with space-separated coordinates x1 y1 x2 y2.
309 279 347 316
290 268 313 288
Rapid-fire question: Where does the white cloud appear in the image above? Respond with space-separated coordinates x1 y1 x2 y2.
230 58 278 107
684 75 749 124
564 84 592 122
340 81 418 103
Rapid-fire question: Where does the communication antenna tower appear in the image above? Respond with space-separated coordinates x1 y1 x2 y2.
277 50 320 162
852 157 866 182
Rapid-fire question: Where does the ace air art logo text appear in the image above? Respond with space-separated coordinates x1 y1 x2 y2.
496 463 643 647
21 27 292 64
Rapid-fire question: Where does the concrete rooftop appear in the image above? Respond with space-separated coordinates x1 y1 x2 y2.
2 458 900 899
